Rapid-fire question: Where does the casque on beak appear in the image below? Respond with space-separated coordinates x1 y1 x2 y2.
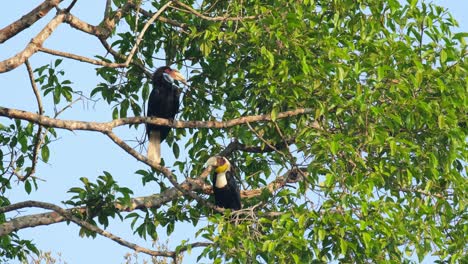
204 156 218 168
169 69 188 86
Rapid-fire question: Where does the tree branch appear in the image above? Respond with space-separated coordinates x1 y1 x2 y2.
123 0 173 66
0 0 63 44
22 60 44 181
0 200 178 258
38 46 126 68
172 0 257 21
0 13 66 73
105 131 221 212
127 4 188 29
0 168 305 236
0 106 312 132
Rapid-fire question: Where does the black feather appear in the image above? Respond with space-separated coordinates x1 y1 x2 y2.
213 170 241 210
146 66 181 142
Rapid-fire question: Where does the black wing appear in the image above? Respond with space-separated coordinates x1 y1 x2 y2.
146 81 180 142
213 170 241 210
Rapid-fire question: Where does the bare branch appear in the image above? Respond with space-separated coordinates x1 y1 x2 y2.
26 62 44 115
123 1 173 66
98 37 152 78
38 46 126 68
0 106 312 132
21 60 44 181
0 14 66 73
135 6 188 29
62 12 108 38
104 0 112 18
0 0 63 44
64 0 78 13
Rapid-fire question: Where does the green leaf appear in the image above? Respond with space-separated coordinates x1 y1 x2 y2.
453 32 468 40
173 143 180 159
54 59 63 67
41 145 50 163
438 115 445 129
24 180 32 194
440 49 447 64
271 107 278 121
112 107 118 120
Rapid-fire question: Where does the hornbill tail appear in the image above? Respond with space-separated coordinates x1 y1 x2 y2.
147 130 161 164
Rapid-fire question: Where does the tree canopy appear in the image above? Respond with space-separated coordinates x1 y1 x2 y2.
0 0 467 263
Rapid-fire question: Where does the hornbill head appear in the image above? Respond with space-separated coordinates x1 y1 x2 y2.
205 156 231 173
155 66 188 86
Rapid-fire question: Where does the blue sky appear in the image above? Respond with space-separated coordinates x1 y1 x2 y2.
1 1 467 263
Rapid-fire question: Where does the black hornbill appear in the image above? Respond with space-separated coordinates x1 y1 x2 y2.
205 156 241 210
146 66 187 163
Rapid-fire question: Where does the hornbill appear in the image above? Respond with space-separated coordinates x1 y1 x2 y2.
205 156 241 210
147 66 187 163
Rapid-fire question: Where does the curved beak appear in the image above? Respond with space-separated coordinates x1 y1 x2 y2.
169 69 188 86
204 157 218 168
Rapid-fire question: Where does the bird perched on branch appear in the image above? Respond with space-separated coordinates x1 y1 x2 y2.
205 156 241 210
147 66 187 163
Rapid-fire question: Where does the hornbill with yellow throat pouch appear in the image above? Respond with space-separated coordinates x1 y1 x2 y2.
146 66 187 163
205 156 241 210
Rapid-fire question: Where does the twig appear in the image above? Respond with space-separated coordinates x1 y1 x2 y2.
124 1 173 66
98 37 152 78
21 61 44 181
64 0 78 12
173 0 256 21
246 122 289 161
39 47 126 68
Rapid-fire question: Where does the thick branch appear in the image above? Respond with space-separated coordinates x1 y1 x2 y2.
0 201 176 258
62 12 108 38
0 14 65 73
0 106 312 132
0 168 304 236
0 0 62 44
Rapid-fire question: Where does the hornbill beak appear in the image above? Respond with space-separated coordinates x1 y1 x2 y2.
169 69 188 86
204 156 219 168
204 156 230 173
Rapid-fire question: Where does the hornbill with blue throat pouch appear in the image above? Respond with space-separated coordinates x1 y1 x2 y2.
146 66 187 163
205 156 241 210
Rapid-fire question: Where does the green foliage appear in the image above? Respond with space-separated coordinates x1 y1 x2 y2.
34 59 74 105
64 172 133 237
0 198 39 262
1 0 467 262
